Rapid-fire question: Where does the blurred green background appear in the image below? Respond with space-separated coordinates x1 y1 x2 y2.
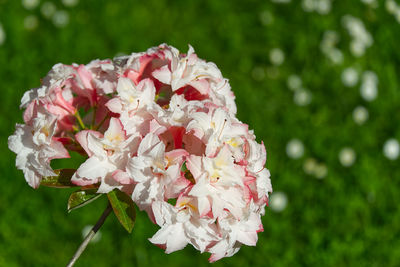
1 0 399 266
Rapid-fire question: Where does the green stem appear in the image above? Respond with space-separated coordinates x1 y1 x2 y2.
74 111 86 130
66 203 112 267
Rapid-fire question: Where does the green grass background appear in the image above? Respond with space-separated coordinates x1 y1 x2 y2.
1 0 399 266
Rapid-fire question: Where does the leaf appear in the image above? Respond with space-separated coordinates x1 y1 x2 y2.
68 189 102 212
41 169 77 188
107 189 136 233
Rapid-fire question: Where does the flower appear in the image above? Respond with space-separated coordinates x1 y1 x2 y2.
8 44 272 262
8 107 69 188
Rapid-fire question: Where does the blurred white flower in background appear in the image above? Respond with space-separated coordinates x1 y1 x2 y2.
302 0 315 12
62 0 79 7
269 48 285 66
24 15 39 30
259 10 274 26
52 10 69 28
0 23 5 46
320 31 344 64
328 49 344 65
383 138 400 160
302 0 332 14
269 192 288 212
286 139 305 159
361 0 378 8
316 0 332 14
321 31 340 46
341 67 359 87
82 225 102 243
22 0 39 10
294 88 312 106
386 0 400 23
352 106 369 125
303 158 317 175
303 158 328 179
314 163 328 179
339 147 356 167
360 71 378 101
342 15 373 57
287 74 302 91
41 2 56 19
386 0 397 12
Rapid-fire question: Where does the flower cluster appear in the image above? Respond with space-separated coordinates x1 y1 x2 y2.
8 44 272 262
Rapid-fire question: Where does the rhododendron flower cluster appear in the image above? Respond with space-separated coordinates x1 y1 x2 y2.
8 44 272 262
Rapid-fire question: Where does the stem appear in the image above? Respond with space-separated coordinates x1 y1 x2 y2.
74 111 86 130
94 114 110 131
66 203 113 267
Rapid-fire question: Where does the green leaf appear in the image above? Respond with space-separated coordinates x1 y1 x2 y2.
68 189 102 212
107 189 136 233
41 169 77 188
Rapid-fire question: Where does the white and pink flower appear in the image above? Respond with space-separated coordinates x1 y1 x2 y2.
8 44 272 262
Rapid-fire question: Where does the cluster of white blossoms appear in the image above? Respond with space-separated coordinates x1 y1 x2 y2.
342 15 373 57
320 31 343 64
8 44 272 262
386 0 400 23
302 0 332 15
23 0 74 30
360 71 378 102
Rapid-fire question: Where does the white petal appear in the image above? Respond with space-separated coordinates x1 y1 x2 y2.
116 77 135 94
77 157 115 179
237 231 257 246
152 65 171 84
24 168 41 189
149 225 171 245
138 133 160 156
165 224 188 253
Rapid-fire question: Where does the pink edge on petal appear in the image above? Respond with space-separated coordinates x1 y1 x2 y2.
152 65 171 84
260 141 267 165
208 254 222 263
257 223 264 233
71 176 98 186
105 98 122 114
165 148 188 163
189 79 210 95
200 206 212 218
77 64 94 90
54 91 76 114
49 139 70 160
202 209 214 219
137 54 159 82
75 130 103 157
243 175 256 185
112 170 133 185
23 101 36 124
243 185 253 204
152 243 167 251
